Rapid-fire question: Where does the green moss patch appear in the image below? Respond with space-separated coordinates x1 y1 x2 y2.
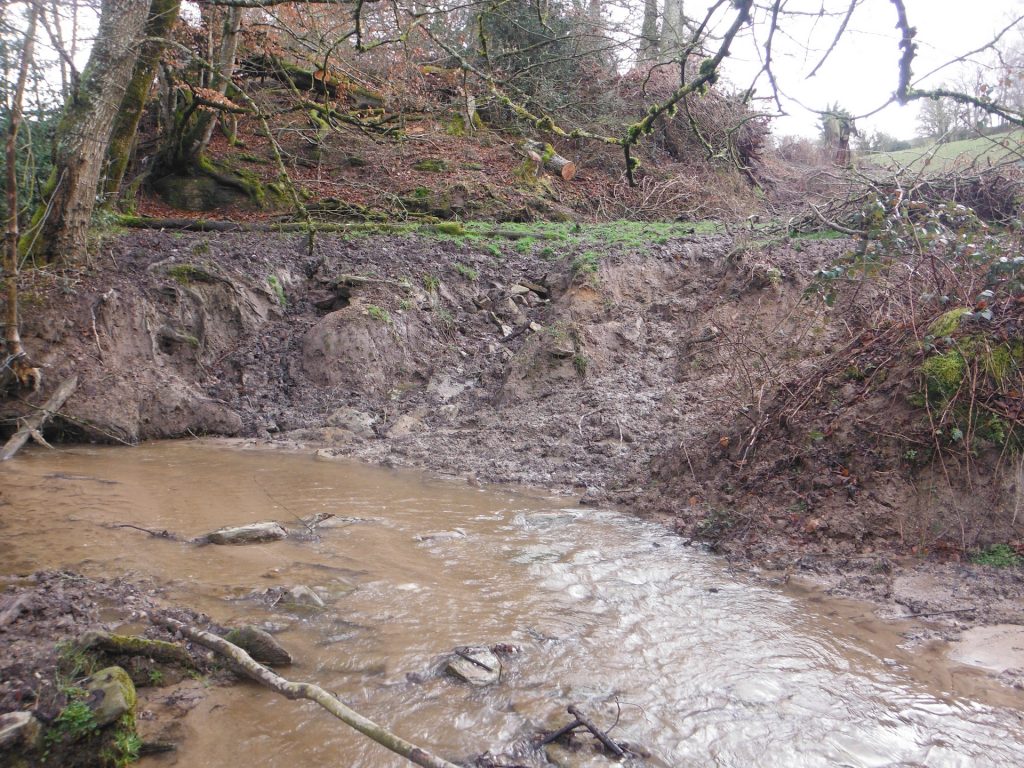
921 350 966 399
167 263 219 285
413 159 448 172
927 307 971 338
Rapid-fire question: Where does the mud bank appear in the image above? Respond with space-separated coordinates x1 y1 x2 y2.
3 228 1023 633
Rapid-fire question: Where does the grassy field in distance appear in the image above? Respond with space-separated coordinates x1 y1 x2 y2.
861 129 1024 172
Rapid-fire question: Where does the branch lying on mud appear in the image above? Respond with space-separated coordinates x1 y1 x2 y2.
147 613 461 768
902 606 977 619
0 592 33 628
0 375 77 461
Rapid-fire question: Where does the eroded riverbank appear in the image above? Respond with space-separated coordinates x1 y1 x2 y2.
2 442 1023 766
4 228 1022 631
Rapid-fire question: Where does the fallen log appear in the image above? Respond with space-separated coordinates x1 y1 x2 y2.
240 53 339 97
76 630 193 666
148 613 460 768
522 140 576 181
0 375 77 462
115 217 568 242
240 54 385 109
117 217 408 234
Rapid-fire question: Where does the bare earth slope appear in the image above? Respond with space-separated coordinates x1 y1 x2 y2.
5 228 1023 630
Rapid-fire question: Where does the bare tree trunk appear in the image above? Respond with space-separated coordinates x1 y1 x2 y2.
3 5 41 390
663 0 687 59
103 0 182 201
26 0 150 264
48 0 69 98
638 0 660 63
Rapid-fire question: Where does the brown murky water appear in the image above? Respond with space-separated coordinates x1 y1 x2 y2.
2 441 1024 767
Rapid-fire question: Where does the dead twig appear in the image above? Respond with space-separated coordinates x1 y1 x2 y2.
566 705 627 759
109 523 182 541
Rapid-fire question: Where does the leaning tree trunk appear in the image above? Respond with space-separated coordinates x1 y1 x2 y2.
26 0 150 263
3 5 41 390
103 0 182 201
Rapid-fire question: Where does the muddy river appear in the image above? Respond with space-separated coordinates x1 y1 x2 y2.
2 442 1023 767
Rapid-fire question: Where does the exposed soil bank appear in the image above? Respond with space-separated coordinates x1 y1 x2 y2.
3 228 1022 635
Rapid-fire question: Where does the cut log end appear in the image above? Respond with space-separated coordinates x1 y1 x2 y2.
521 140 577 182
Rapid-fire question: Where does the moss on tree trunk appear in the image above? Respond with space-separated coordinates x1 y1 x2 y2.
103 0 182 202
23 0 150 263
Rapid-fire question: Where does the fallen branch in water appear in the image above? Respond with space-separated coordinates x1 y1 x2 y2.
109 523 183 540
567 705 627 759
147 613 460 768
538 704 627 759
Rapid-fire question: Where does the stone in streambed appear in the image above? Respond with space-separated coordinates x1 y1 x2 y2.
206 521 288 545
444 647 501 686
545 741 617 768
224 625 292 666
283 585 326 608
415 529 467 543
325 406 376 437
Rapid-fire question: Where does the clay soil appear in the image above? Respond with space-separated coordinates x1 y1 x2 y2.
3 226 1023 633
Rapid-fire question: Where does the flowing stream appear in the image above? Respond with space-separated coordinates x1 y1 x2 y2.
2 442 1023 767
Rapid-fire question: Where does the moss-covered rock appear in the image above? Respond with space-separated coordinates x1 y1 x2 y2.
83 666 136 727
76 630 191 667
412 158 448 172
927 307 971 337
31 666 139 768
166 263 220 285
152 173 246 211
224 625 292 665
0 711 42 752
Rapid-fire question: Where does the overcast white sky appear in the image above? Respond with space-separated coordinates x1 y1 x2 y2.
718 0 1024 140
